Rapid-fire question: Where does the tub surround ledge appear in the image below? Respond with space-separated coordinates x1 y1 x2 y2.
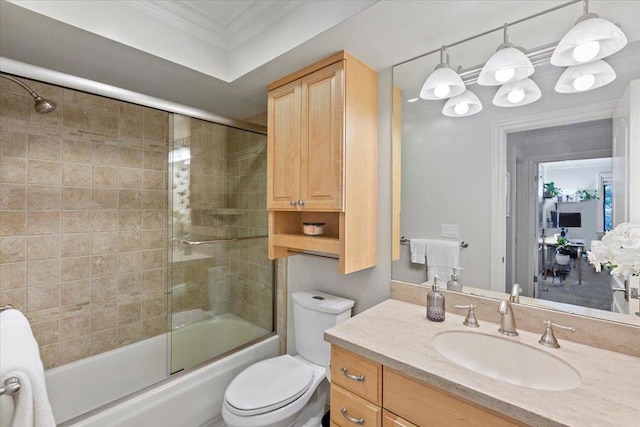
324 298 639 427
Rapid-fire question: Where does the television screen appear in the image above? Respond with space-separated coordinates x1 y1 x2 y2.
558 212 581 228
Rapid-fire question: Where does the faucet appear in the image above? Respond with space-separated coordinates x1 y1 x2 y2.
497 300 518 336
509 283 522 303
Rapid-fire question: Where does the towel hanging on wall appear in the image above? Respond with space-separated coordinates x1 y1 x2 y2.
426 239 460 281
409 239 427 264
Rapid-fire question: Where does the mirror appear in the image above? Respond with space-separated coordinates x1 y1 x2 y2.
391 8 640 325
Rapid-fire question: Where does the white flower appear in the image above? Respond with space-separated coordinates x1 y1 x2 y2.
588 223 640 277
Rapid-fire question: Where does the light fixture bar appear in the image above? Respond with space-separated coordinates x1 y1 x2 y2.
393 0 581 68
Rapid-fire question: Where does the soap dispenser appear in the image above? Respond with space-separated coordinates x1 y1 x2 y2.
446 267 463 292
427 276 445 322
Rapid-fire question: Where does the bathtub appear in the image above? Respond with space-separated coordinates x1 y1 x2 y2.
42 314 276 426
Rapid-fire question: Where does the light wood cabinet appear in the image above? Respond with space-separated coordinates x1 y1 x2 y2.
330 346 525 427
267 51 377 274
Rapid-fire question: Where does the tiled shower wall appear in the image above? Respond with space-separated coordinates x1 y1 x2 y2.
0 76 169 369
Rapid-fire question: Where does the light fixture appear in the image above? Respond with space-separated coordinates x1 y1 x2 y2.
442 90 483 117
407 98 419 103
478 24 534 86
493 78 541 107
550 0 627 66
419 46 466 100
555 59 616 93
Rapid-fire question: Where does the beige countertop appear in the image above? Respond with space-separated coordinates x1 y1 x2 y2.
324 298 639 427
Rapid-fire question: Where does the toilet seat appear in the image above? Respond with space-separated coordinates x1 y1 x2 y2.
224 355 315 417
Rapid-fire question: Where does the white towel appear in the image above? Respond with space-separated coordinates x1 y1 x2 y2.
0 309 55 427
410 239 427 264
426 239 460 282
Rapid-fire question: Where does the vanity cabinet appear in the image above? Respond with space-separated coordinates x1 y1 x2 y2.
266 51 377 274
330 346 525 427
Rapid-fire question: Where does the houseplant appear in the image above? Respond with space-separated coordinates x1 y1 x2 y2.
555 236 572 265
543 182 562 199
576 189 599 201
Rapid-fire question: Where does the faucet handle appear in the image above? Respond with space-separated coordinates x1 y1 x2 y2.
453 304 479 328
538 320 575 349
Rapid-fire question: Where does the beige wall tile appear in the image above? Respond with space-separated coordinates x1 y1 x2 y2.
27 258 60 286
91 305 116 333
60 311 91 341
27 185 61 210
61 211 91 233
0 236 25 263
141 315 167 339
143 150 166 171
118 271 141 295
92 111 119 135
119 189 142 210
92 144 120 166
62 140 92 163
118 210 141 230
27 211 60 235
119 115 144 140
0 92 30 120
92 189 118 209
27 284 60 311
91 254 117 277
118 168 142 189
117 302 141 325
120 147 142 168
62 187 92 210
0 157 26 183
143 249 163 269
142 229 164 249
90 329 117 355
117 322 142 346
91 165 118 188
57 337 91 365
0 288 26 311
91 232 118 254
61 233 91 257
31 319 60 346
62 163 91 187
28 160 61 185
61 256 91 282
0 131 28 157
61 279 90 305
27 235 60 260
143 170 165 190
143 190 165 210
91 210 118 231
142 209 163 229
142 268 164 291
119 230 141 252
0 211 25 236
120 103 145 118
0 262 25 290
118 251 142 273
91 275 117 302
28 134 60 161
63 104 91 131
0 184 26 210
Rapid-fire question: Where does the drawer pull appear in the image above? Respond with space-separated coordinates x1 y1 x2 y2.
341 367 365 382
341 407 364 425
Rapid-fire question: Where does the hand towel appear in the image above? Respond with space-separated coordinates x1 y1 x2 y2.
409 239 427 264
426 239 460 282
0 309 56 427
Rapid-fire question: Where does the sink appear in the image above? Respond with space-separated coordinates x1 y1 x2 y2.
432 331 581 391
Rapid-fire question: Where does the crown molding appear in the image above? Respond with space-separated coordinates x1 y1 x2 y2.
226 1 303 50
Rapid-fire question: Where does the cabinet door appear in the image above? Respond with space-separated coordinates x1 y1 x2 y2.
267 80 301 210
383 410 418 427
300 61 344 211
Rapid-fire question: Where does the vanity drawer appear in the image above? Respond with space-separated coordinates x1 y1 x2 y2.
331 384 382 427
383 409 418 427
331 346 382 404
383 368 524 427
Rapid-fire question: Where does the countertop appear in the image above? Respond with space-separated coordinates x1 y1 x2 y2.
324 298 639 427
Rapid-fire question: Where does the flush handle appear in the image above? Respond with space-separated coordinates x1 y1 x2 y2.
341 408 364 425
340 367 365 382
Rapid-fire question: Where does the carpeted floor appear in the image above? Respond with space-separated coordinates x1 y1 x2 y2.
537 256 613 311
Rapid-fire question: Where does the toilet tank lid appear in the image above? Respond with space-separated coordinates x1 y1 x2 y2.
292 291 354 314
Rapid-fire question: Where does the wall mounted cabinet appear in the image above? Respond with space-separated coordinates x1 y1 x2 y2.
266 51 377 274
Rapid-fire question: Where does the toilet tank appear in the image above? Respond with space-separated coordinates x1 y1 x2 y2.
292 291 354 366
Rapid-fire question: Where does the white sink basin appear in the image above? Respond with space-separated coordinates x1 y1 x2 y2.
432 331 581 391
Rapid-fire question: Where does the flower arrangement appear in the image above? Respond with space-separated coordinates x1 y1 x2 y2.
587 222 640 277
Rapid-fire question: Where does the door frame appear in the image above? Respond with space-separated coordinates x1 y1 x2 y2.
490 101 618 293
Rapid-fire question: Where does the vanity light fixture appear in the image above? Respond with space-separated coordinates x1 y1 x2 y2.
550 0 627 66
493 78 541 107
419 46 465 100
442 90 483 117
554 59 616 93
478 24 535 86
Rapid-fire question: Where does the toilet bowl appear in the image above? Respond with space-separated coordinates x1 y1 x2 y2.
221 291 354 427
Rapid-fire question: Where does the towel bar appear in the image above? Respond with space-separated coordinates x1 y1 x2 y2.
0 377 21 396
400 236 469 248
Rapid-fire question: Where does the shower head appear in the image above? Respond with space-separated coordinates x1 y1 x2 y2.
0 73 57 114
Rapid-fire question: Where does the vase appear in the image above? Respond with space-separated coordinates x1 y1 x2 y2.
555 254 570 265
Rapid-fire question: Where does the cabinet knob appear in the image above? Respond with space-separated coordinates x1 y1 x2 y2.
297 200 305 206
290 200 297 206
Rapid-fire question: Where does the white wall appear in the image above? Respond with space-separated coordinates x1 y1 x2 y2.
286 69 393 353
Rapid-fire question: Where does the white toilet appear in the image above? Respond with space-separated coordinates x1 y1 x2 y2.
222 290 354 427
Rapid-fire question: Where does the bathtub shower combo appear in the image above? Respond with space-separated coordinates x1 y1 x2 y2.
0 71 276 427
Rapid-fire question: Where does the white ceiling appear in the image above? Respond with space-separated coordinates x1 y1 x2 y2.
1 0 639 119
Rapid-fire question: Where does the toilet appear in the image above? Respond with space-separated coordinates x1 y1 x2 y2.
222 290 354 427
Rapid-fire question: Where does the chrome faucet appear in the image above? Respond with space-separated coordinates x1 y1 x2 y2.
497 299 518 336
509 283 521 303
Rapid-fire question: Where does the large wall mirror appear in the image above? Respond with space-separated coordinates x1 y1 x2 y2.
391 1 640 326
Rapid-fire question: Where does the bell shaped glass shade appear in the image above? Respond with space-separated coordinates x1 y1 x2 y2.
442 90 483 117
555 60 616 93
478 47 535 86
550 17 627 66
493 78 541 107
420 66 466 100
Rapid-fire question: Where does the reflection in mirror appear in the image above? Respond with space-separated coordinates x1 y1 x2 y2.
391 2 639 325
